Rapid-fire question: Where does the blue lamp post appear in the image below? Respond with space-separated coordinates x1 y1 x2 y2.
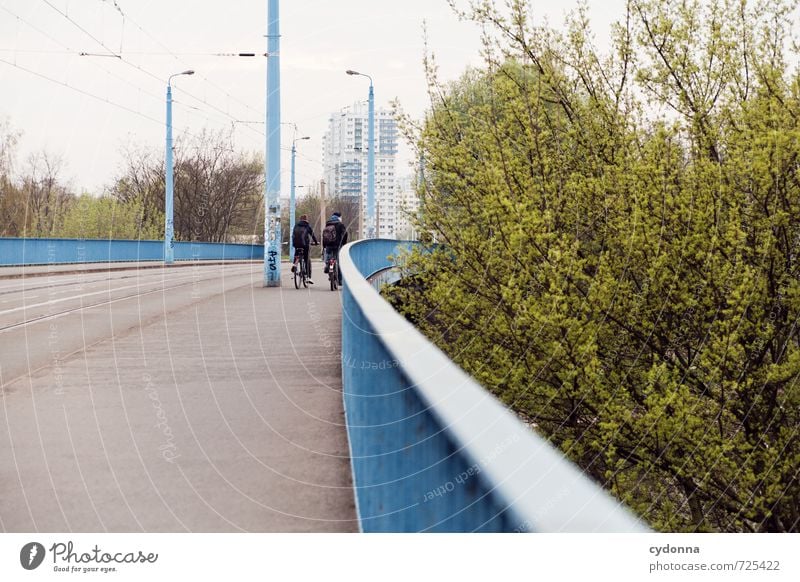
289 135 309 262
346 69 375 239
165 69 194 265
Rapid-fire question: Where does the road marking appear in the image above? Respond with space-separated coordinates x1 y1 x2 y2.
0 268 262 333
0 263 260 298
0 272 213 316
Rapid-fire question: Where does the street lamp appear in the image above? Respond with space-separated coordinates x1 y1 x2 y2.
346 69 375 239
289 134 310 262
165 69 194 265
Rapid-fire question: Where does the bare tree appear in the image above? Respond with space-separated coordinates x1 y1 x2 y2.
296 193 361 249
108 143 165 238
0 119 25 237
174 130 263 242
20 152 71 237
109 129 264 243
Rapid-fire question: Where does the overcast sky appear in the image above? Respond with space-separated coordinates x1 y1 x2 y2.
0 0 626 196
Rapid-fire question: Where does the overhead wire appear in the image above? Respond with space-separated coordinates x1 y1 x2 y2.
0 5 237 133
0 59 242 151
0 57 162 126
2 53 319 190
5 2 323 187
39 0 267 144
91 1 268 141
98 0 125 53
119 10 266 121
39 0 331 162
0 58 313 159
40 0 117 59
0 5 166 114
0 8 264 152
0 49 266 57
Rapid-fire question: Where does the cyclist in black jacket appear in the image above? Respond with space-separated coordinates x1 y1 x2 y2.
291 214 318 283
322 212 348 285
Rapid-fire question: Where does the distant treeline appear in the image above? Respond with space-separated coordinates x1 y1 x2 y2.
0 120 364 251
0 125 264 243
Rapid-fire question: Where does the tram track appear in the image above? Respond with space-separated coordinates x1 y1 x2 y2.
0 266 264 390
0 265 260 333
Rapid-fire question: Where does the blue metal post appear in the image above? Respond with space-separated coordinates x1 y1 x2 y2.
164 70 193 263
164 84 175 264
367 80 375 239
346 70 376 239
289 141 296 263
264 0 281 287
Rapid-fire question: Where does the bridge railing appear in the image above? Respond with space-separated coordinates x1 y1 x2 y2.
339 239 649 532
0 237 263 266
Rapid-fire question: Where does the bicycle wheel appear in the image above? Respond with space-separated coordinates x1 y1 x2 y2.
329 261 337 291
301 260 308 288
293 260 301 289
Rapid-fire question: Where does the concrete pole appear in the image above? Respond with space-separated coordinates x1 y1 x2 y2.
264 0 282 286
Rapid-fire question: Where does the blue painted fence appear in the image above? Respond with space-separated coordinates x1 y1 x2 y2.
0 238 263 266
340 239 649 533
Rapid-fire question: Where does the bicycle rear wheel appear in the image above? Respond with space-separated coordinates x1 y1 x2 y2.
330 262 338 291
293 260 301 289
301 261 308 288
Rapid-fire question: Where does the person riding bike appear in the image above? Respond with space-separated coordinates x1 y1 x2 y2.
291 214 318 284
322 211 348 286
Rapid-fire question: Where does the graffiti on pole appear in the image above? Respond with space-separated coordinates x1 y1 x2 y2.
267 207 279 272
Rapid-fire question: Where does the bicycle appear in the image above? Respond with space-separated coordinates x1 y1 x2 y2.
292 247 308 289
327 254 339 291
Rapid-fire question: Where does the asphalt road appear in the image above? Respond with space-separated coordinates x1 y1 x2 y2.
0 262 357 532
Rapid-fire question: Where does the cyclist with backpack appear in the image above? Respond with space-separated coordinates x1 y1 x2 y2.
291 214 318 284
322 212 348 286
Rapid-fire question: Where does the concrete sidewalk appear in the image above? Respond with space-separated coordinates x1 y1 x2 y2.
0 268 357 532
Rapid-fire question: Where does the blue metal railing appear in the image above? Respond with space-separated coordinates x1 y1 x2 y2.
0 238 263 266
340 239 649 533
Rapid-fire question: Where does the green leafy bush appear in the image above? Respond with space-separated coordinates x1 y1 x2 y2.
387 0 800 532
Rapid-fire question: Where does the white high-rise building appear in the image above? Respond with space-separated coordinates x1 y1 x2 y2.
322 102 398 238
395 175 421 240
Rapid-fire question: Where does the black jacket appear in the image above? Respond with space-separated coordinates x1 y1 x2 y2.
292 220 318 248
323 219 348 249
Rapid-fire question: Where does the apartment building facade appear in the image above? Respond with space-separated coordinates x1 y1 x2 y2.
322 101 399 238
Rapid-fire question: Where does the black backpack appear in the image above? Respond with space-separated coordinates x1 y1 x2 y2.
292 224 307 248
322 223 338 245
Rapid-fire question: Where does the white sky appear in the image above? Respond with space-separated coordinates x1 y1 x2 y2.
0 0 626 196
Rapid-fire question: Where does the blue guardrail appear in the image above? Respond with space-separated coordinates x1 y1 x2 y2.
340 239 649 533
0 238 263 266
